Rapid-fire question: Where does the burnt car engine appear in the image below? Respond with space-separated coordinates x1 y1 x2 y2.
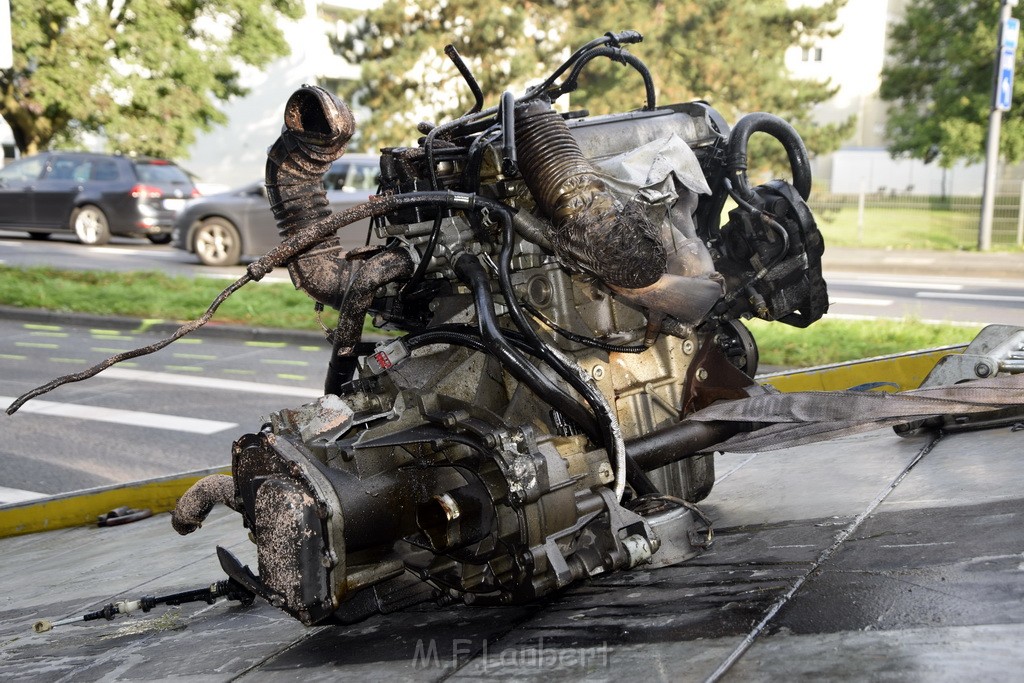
39 32 831 626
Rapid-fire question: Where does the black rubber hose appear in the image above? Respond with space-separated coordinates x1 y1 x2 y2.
406 324 538 356
524 30 643 101
499 91 518 176
555 46 656 110
725 112 812 202
495 211 655 496
522 302 647 354
444 44 484 116
454 253 600 441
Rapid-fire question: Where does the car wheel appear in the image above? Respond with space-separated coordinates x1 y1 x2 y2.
71 205 111 245
28 232 51 241
146 234 173 245
193 217 242 266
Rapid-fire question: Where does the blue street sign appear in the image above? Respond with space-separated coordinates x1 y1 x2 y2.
1003 17 1020 49
997 18 1020 111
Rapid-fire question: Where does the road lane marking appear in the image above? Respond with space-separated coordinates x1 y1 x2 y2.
916 292 1024 303
164 365 203 372
0 395 238 434
261 359 309 366
98 367 320 398
825 312 991 326
829 297 894 307
16 342 59 349
30 331 69 338
276 374 308 381
0 354 27 360
244 341 288 348
828 279 963 291
24 324 63 331
0 486 48 504
50 358 86 363
173 353 217 360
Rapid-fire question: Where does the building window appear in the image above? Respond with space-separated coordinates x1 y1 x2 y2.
801 46 824 62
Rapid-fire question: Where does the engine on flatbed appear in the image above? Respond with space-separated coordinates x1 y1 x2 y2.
162 32 827 625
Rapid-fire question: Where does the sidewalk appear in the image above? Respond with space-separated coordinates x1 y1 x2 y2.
823 246 1024 279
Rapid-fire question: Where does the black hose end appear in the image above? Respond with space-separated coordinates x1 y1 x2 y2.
283 86 355 143
607 30 643 46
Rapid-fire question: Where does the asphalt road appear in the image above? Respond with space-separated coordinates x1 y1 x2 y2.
825 271 1024 326
0 316 328 502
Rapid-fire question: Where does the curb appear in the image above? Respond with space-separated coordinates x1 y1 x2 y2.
822 249 1024 279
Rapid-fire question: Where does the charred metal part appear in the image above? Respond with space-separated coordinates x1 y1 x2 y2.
514 99 667 289
172 474 240 535
7 30 840 631
328 249 414 357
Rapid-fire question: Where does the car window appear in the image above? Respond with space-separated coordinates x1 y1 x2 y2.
45 157 91 181
0 157 44 182
135 161 192 184
324 162 379 191
90 159 121 181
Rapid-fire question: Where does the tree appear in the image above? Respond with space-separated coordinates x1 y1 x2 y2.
1 0 303 158
335 0 570 149
337 0 853 167
881 0 1024 167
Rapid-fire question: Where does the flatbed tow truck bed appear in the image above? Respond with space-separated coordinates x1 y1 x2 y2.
1 416 1021 681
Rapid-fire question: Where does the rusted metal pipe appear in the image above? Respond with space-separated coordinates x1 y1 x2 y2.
171 474 239 535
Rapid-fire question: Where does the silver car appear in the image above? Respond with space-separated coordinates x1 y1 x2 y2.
172 155 379 266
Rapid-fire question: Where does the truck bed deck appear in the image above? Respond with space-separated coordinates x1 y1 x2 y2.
2 422 1021 681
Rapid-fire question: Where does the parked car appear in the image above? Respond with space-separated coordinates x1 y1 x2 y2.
0 151 198 245
172 155 380 266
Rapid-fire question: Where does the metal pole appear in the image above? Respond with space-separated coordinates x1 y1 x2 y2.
1018 178 1024 246
980 0 1019 251
857 180 866 244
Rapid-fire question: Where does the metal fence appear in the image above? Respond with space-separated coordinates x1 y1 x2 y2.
806 167 1024 250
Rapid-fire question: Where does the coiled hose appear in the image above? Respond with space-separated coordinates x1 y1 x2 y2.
514 99 666 290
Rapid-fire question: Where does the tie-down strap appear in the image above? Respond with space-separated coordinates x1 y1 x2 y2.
688 373 1024 453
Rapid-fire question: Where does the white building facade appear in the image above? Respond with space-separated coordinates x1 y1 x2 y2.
787 0 990 196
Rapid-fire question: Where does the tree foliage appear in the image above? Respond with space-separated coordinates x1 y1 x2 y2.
1 0 303 157
881 0 1024 167
335 0 569 149
337 0 853 168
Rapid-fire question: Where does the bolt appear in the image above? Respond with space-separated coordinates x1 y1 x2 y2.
696 367 708 381
975 363 992 378
592 364 606 380
682 339 695 355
